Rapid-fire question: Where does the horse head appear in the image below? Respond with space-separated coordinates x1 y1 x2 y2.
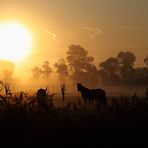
36 88 47 100
77 83 82 92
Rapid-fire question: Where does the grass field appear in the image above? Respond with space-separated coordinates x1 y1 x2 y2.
0 89 148 146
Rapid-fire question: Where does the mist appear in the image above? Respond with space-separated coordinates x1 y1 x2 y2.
1 44 147 98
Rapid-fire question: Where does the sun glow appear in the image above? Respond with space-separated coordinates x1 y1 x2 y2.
0 22 32 63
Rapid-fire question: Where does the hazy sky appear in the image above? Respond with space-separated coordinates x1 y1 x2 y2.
0 0 148 72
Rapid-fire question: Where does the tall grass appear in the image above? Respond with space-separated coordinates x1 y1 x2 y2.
0 83 148 145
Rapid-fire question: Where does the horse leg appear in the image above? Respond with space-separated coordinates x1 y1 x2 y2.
88 99 91 104
84 99 87 106
90 99 93 105
92 99 95 105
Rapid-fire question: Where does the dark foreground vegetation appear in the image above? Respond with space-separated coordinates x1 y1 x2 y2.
0 88 148 147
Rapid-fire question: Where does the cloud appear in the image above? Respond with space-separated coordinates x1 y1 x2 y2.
112 26 145 30
82 27 102 39
45 30 60 41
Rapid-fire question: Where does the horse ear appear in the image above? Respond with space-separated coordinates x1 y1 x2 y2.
45 87 48 92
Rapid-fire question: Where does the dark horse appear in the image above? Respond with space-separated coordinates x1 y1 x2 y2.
77 83 107 105
36 88 48 109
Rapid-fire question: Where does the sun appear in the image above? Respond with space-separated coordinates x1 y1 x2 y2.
0 22 32 63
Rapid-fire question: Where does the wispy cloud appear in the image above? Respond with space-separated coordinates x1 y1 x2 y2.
45 30 60 41
112 26 146 30
82 27 102 39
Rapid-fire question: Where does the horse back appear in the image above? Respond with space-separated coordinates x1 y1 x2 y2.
91 88 107 104
91 89 106 95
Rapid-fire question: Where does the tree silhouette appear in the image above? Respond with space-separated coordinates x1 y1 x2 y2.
66 44 98 87
117 51 136 67
54 58 68 83
31 61 52 81
117 51 136 83
98 57 120 85
134 67 148 84
99 57 119 75
97 69 108 84
42 61 52 80
31 66 42 80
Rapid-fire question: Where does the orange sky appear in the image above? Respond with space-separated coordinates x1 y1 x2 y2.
0 0 148 79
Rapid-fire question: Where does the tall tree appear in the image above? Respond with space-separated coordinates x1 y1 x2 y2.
31 66 42 80
117 51 136 67
134 67 148 84
117 51 136 83
99 57 119 75
54 58 68 83
42 61 52 80
31 61 52 81
66 44 98 87
98 57 120 85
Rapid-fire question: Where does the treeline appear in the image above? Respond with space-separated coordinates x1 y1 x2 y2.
31 44 148 87
0 44 147 88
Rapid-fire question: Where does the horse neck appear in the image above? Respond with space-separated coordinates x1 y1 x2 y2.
80 86 89 93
